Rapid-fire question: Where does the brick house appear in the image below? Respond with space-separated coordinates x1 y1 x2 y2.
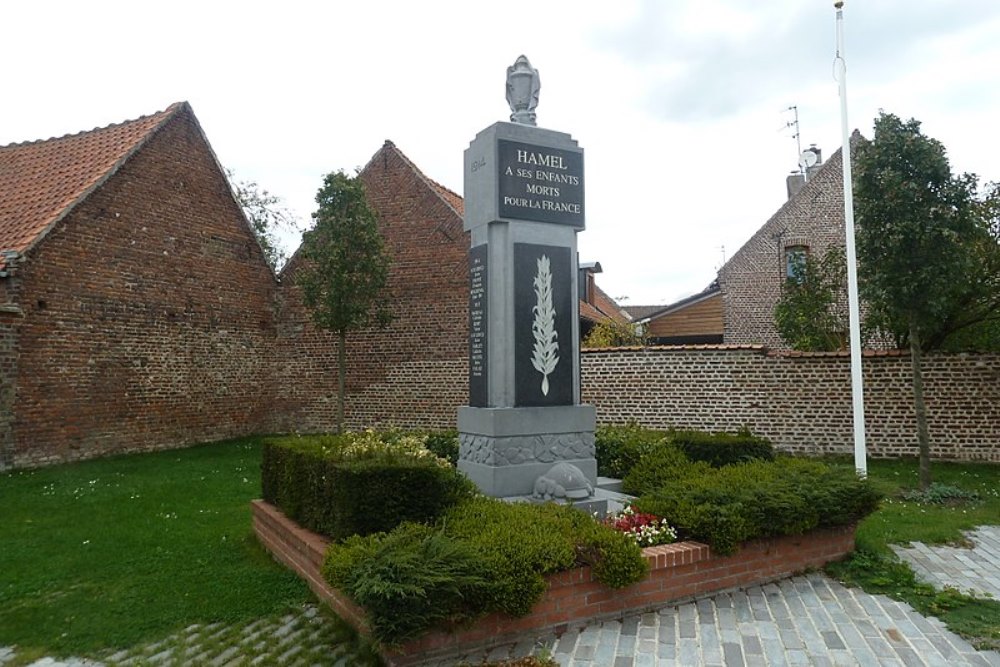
717 142 853 348
622 145 854 348
579 262 632 339
0 102 278 468
629 283 724 346
271 140 472 433
0 106 628 468
273 140 628 433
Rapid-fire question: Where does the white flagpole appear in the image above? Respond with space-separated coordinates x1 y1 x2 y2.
835 1 868 477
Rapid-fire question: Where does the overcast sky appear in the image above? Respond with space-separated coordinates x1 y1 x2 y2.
3 0 999 305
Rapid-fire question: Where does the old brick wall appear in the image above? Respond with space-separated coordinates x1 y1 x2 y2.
582 347 1000 461
270 142 470 433
6 126 998 468
718 148 848 348
8 108 278 467
0 282 21 469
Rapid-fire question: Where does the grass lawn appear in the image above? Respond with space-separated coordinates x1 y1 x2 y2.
2 440 997 660
825 457 1000 650
0 437 312 660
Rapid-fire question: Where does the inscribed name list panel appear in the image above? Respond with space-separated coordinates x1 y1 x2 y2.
514 243 573 407
468 244 488 407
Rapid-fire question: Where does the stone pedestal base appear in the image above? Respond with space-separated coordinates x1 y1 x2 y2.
458 404 596 498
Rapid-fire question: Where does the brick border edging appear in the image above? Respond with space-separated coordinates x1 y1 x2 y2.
251 500 855 666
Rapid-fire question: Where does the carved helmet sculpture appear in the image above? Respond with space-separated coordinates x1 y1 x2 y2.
532 462 594 501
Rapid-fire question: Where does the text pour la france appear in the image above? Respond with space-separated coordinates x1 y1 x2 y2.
502 196 582 214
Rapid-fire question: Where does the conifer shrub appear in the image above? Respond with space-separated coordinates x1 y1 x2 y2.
441 497 647 615
635 458 882 555
670 427 775 468
261 432 475 540
320 497 649 644
621 444 712 496
595 422 669 478
442 498 579 616
322 523 489 645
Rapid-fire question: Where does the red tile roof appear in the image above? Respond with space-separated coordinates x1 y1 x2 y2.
429 179 464 216
0 102 184 262
590 282 630 323
579 300 608 323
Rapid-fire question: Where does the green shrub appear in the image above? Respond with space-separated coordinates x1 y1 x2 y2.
423 429 460 466
636 458 882 555
595 423 668 478
578 525 651 588
900 483 981 505
669 427 775 468
261 432 475 540
776 458 883 526
322 523 489 645
443 497 647 616
636 477 754 555
443 498 581 616
321 497 649 645
622 444 711 496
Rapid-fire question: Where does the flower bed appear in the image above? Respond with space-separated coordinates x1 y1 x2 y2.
252 499 857 666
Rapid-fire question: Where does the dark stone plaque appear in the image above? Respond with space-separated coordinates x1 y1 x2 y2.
468 244 488 407
498 140 584 227
514 243 573 406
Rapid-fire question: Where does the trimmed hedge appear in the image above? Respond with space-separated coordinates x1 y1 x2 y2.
261 432 475 540
597 424 774 479
670 427 775 467
635 457 882 555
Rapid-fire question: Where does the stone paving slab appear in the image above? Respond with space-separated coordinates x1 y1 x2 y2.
893 526 1000 600
450 573 998 667
4 529 999 667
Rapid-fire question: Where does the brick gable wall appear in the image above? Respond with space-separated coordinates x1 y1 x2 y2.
270 144 470 433
718 150 847 348
6 109 279 467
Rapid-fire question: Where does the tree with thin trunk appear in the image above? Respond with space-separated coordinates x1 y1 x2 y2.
226 168 299 271
854 112 993 489
297 170 392 433
774 247 849 352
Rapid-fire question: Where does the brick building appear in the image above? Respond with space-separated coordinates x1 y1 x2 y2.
0 103 279 468
272 140 472 433
626 142 859 349
718 143 853 348
0 108 628 468
630 283 723 346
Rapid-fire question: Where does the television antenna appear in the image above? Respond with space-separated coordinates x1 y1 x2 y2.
781 105 803 173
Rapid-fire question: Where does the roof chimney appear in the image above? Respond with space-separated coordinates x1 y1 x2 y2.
786 172 805 199
786 145 823 198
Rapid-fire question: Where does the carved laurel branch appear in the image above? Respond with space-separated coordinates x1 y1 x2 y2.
531 254 559 395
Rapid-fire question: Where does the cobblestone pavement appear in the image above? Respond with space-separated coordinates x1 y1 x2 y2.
4 534 998 667
453 573 1000 667
892 525 1000 600
0 605 368 667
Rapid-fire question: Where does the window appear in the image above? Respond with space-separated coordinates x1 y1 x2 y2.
785 245 809 282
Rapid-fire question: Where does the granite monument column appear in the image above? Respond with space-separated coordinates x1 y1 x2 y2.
458 56 600 508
